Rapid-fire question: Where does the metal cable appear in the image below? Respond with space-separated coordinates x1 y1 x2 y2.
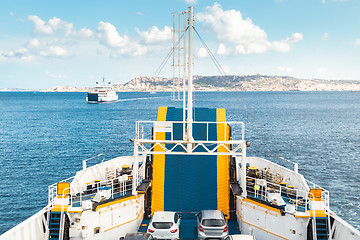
153 29 186 78
193 26 295 166
194 27 226 76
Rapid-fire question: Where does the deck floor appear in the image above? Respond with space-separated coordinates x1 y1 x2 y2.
139 217 240 239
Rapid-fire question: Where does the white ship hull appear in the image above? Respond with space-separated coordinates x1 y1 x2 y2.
0 197 143 240
86 79 118 103
1 156 144 240
86 92 118 103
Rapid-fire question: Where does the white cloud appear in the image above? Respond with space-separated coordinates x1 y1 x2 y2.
136 11 144 16
185 0 197 4
97 21 147 57
28 15 54 34
97 21 129 48
40 46 72 57
197 47 208 58
27 38 41 48
2 47 28 57
137 26 172 44
48 17 74 36
28 15 74 36
322 32 329 40
8 15 160 60
109 43 147 57
24 38 71 58
1 39 71 59
354 38 360 46
28 15 92 38
0 47 34 61
271 33 303 52
76 27 94 39
217 43 228 55
196 3 303 55
9 12 14 16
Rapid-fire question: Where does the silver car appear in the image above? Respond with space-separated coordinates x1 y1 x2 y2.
196 210 229 239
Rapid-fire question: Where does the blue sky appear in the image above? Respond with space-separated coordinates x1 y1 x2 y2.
0 0 359 89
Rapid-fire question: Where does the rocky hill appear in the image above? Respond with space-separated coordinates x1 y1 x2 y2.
43 75 360 92
45 86 91 92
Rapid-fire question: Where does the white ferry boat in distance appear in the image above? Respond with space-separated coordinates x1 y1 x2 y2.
86 78 118 103
1 6 360 240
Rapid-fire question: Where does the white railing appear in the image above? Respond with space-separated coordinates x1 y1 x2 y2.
245 177 334 239
81 153 110 170
136 120 245 142
306 179 331 239
59 187 70 240
134 120 246 157
48 176 75 205
48 164 148 210
137 161 146 187
69 178 133 208
246 176 310 213
305 179 330 211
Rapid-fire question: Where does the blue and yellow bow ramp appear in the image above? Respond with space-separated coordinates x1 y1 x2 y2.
151 107 230 217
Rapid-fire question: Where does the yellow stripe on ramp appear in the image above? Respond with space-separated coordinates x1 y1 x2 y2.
151 107 167 213
216 108 229 218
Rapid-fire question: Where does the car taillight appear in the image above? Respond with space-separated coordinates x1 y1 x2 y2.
199 225 204 232
170 229 177 233
148 229 155 233
223 226 228 232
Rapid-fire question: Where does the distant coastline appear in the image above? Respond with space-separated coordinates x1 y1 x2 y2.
2 74 360 92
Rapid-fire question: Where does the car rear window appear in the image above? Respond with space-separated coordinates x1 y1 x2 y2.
202 219 225 227
153 222 174 229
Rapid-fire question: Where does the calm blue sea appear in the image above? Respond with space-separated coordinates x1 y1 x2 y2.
0 91 359 234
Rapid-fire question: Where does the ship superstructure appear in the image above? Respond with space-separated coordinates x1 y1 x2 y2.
86 78 118 103
1 7 359 240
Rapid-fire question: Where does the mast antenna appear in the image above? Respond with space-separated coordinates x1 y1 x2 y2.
186 6 194 144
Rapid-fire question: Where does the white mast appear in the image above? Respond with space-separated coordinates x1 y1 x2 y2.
186 6 194 146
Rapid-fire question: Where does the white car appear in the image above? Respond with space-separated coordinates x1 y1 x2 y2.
225 234 256 240
147 211 181 239
196 210 229 239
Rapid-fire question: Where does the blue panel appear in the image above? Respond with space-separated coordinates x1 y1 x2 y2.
164 154 217 213
87 94 98 101
162 107 220 214
173 108 183 140
193 122 207 141
194 108 216 122
193 108 217 141
166 107 176 121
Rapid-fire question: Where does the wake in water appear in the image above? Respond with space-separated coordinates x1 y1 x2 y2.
115 96 168 102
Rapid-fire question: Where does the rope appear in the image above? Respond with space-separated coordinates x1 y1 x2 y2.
153 29 186 78
193 26 296 167
90 26 297 168
194 27 226 76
